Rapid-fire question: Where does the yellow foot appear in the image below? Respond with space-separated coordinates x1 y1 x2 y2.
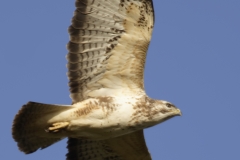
46 122 69 133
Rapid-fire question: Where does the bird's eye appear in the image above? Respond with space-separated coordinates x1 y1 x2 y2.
166 103 172 108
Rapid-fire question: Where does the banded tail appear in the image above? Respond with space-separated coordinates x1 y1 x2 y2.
12 102 73 154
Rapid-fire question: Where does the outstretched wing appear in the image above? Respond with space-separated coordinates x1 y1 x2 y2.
66 130 151 160
67 0 154 103
67 0 154 159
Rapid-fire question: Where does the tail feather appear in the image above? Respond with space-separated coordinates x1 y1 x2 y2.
12 101 73 154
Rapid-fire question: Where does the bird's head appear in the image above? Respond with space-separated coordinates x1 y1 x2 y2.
150 100 181 124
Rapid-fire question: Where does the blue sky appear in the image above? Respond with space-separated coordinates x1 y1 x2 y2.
1 0 240 159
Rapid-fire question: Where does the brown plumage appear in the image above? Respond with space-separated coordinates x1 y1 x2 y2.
66 1 155 159
12 0 182 159
67 0 154 103
67 130 151 160
12 102 72 153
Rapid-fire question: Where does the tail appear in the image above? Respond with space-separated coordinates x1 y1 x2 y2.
12 101 74 154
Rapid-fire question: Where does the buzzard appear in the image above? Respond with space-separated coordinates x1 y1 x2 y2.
12 0 181 159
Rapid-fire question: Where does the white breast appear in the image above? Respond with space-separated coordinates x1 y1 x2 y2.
66 96 143 139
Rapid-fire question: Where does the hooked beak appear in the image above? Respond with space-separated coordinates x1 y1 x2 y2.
175 108 182 116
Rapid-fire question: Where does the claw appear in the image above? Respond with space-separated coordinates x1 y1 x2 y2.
46 122 69 133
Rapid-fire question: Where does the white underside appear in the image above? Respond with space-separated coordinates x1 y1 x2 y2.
47 96 148 140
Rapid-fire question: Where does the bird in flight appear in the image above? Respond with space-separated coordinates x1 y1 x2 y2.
12 0 181 159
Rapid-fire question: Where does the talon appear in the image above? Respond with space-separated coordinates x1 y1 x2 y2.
46 122 69 133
